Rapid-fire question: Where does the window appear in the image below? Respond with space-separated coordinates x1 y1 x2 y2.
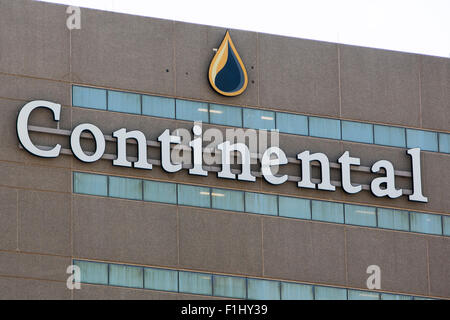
144 268 178 292
108 176 142 200
179 271 212 296
348 289 379 300
177 185 211 208
74 260 108 285
309 117 341 140
278 196 311 220
314 286 347 300
374 125 406 147
213 275 246 299
276 112 308 136
211 188 244 212
142 95 175 119
406 129 438 152
438 133 450 154
143 180 177 204
73 172 108 197
176 99 209 122
341 121 373 144
344 204 377 227
381 293 412 300
72 86 107 110
209 104 242 127
377 208 409 231
281 282 313 300
443 216 450 237
74 259 423 300
311 200 344 224
108 90 141 114
109 264 144 288
245 192 278 216
247 279 280 300
243 109 276 130
410 212 442 235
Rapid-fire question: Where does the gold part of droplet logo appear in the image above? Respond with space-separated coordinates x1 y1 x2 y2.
209 31 248 97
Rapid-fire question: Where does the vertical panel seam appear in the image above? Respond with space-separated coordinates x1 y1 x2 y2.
344 227 348 286
337 44 342 118
261 217 264 276
16 189 19 252
257 32 260 107
426 239 431 295
418 55 423 128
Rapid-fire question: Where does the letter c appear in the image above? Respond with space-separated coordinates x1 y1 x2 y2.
17 100 61 158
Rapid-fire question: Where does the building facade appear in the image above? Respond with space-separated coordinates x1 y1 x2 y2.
0 0 449 299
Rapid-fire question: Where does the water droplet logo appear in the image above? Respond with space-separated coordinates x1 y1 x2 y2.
209 31 248 97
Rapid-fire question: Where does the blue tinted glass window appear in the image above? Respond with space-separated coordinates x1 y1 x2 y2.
243 109 275 130
348 290 379 300
143 180 177 204
381 293 412 300
211 188 244 212
443 216 450 236
108 90 141 114
342 121 373 144
410 212 442 235
413 296 434 300
374 125 406 147
72 86 107 110
377 208 409 231
108 176 142 200
311 200 344 224
74 260 108 285
245 192 278 216
281 282 313 300
144 268 178 292
314 286 347 300
345 204 377 227
178 184 211 208
309 117 341 140
142 95 175 119
278 197 311 220
109 264 143 288
179 271 212 296
209 104 242 127
247 279 280 300
213 275 246 299
73 172 108 196
276 112 308 136
439 133 450 153
406 129 438 152
176 99 209 122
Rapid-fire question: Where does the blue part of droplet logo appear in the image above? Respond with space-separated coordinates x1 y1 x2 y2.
209 31 248 97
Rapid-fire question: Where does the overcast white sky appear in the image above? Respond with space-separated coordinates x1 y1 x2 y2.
40 0 450 58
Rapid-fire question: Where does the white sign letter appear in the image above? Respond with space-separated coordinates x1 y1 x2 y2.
261 147 288 185
297 151 335 191
158 129 182 173
370 160 402 198
338 151 362 194
407 148 428 203
17 100 61 158
71 123 105 162
113 128 152 170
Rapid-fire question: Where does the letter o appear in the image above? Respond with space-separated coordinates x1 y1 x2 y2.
70 123 105 162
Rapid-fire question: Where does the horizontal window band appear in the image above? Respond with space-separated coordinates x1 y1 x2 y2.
72 259 437 300
72 171 449 237
71 85 450 155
